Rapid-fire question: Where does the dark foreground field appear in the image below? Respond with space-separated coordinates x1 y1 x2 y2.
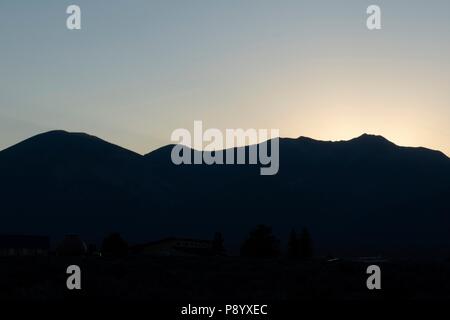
1 256 450 301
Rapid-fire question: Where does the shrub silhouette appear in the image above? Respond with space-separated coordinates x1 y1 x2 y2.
102 233 128 257
240 224 280 258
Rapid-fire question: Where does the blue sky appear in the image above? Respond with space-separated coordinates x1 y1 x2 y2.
1 0 449 155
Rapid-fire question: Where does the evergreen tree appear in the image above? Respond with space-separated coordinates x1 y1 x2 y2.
299 227 313 259
241 224 280 258
287 229 300 259
102 233 128 257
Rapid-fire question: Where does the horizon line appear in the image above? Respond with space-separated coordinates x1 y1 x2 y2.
0 129 449 159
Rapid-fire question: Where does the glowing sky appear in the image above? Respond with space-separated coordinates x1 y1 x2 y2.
1 0 449 155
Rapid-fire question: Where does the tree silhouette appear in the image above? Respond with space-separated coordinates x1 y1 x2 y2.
299 227 313 259
102 233 128 257
240 224 280 258
287 229 300 259
212 232 225 255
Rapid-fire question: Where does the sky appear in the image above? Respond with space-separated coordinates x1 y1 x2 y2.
0 0 449 155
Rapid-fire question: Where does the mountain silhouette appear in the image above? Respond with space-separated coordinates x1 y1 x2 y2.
0 131 164 242
0 131 449 257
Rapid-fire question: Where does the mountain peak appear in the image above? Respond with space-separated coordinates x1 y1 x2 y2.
350 133 394 146
296 134 393 145
354 133 388 140
41 130 69 135
0 130 140 159
296 136 320 142
34 130 96 140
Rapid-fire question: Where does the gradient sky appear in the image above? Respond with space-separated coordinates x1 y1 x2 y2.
1 0 449 155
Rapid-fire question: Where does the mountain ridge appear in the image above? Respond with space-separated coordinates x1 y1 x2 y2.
1 130 448 160
0 130 449 257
